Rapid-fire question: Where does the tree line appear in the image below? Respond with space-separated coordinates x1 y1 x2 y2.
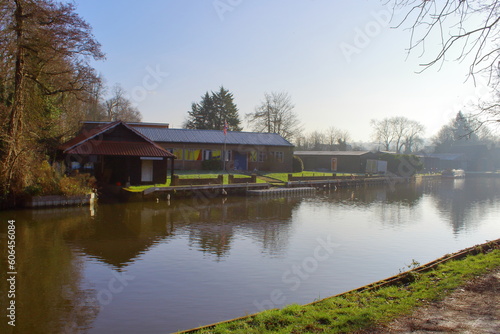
0 0 141 205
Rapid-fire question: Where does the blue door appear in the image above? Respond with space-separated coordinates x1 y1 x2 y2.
233 152 248 170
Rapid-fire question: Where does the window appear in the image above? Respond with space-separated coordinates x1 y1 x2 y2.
270 151 284 163
203 150 212 161
185 149 202 161
258 151 266 162
250 151 258 162
224 150 232 162
173 148 183 160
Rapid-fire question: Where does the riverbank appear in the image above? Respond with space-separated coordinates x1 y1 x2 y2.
177 239 500 334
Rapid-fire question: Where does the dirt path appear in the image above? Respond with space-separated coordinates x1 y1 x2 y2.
366 268 500 333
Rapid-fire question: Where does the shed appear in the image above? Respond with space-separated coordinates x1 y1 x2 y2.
60 121 176 185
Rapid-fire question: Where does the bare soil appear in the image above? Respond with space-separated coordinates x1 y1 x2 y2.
365 268 500 333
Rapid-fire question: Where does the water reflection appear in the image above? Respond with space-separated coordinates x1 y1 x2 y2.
0 178 498 333
0 208 98 334
425 178 500 234
65 196 303 265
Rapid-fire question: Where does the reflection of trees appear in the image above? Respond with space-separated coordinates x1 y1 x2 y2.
177 197 301 259
317 182 422 207
0 208 98 334
428 178 500 234
314 182 424 228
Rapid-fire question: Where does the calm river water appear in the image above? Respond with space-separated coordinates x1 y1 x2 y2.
1 177 499 333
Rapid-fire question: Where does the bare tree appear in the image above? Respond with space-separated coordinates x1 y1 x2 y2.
403 119 425 153
389 1 500 126
0 0 103 200
105 85 142 122
246 91 302 141
372 116 425 153
371 118 394 151
390 0 500 81
325 126 351 151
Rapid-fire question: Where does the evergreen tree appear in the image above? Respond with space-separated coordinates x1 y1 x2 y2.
185 86 241 131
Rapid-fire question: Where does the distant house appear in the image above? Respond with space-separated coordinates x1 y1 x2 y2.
62 121 294 185
294 151 379 173
425 153 467 171
60 121 176 185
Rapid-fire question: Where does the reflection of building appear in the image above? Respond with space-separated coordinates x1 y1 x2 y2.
294 151 379 173
64 197 301 266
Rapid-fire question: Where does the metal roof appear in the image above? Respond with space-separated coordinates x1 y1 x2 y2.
294 151 372 156
132 127 294 147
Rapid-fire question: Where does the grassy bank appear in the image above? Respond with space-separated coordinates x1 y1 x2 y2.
125 171 344 192
125 171 263 192
180 246 500 334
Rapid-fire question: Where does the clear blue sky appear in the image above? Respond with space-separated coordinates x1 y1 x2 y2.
73 0 485 142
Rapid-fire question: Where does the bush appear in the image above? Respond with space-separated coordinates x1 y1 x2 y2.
24 161 95 196
201 158 222 171
293 155 304 173
28 161 60 195
59 173 96 196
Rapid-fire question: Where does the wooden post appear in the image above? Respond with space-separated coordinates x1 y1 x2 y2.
170 158 175 181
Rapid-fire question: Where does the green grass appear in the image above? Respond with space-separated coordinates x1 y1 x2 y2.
184 249 500 334
124 171 259 192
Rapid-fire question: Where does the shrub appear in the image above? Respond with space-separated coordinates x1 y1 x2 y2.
28 161 61 195
293 155 304 173
59 173 96 196
24 161 95 196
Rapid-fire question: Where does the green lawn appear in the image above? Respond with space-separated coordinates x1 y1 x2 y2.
125 171 351 192
125 171 260 192
182 248 500 334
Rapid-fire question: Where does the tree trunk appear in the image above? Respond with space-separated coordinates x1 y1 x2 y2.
2 0 27 195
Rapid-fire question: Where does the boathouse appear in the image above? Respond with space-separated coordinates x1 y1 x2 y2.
294 151 380 173
60 121 176 185
73 121 294 173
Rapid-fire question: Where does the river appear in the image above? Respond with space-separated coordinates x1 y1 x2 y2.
0 177 499 333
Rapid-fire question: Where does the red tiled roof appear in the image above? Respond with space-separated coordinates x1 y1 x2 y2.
61 121 175 158
65 140 174 157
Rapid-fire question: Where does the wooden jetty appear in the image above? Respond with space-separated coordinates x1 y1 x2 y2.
247 187 316 197
285 176 408 189
142 183 270 196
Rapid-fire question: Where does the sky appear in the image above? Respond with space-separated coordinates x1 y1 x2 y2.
73 0 490 143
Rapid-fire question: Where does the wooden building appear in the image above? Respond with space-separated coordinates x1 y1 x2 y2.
60 121 176 185
294 151 380 173
128 123 294 172
63 121 294 184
